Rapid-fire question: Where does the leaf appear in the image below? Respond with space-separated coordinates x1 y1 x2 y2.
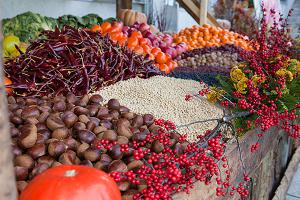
280 94 300 110
216 75 234 93
288 76 300 97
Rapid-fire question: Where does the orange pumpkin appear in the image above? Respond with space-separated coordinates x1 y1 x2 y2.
20 165 121 200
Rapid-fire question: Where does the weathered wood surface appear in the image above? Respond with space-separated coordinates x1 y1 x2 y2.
173 127 298 200
0 23 18 200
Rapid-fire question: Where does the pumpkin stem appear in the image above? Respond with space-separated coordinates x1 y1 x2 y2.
64 170 77 177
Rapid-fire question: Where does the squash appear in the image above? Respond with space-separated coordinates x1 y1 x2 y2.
119 9 147 26
20 165 121 200
118 9 128 20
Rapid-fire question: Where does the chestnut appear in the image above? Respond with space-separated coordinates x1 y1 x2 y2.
18 124 37 149
15 166 28 181
14 154 34 169
102 130 118 141
77 130 96 144
48 141 66 157
108 160 128 172
107 99 120 110
52 127 70 139
27 144 46 159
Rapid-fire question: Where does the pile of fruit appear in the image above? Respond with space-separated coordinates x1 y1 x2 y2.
173 24 252 50
91 22 185 73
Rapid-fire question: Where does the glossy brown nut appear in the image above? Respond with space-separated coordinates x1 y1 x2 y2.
121 190 138 200
53 101 66 112
35 123 48 132
121 112 135 120
10 116 23 125
98 114 114 121
174 143 184 156
62 111 78 128
27 144 46 159
107 99 120 110
10 127 20 138
11 144 22 156
152 140 164 153
38 112 50 123
89 117 100 126
63 137 78 151
96 106 109 118
73 122 86 131
14 154 34 169
66 93 78 104
37 156 54 166
51 161 62 168
127 160 143 171
119 106 130 114
18 124 37 149
149 124 160 134
80 160 93 167
48 141 66 157
46 115 65 131
117 136 129 145
59 150 76 165
52 127 70 139
143 114 154 126
86 105 99 117
86 121 96 131
7 96 16 104
77 130 96 144
89 94 103 105
110 110 120 120
132 115 143 128
74 106 89 115
15 166 28 181
117 181 130 192
108 160 128 172
109 144 123 160
31 163 49 178
79 115 90 124
38 105 52 113
38 129 51 141
83 148 101 162
24 117 39 125
102 130 118 141
21 106 40 119
77 143 90 158
101 120 113 129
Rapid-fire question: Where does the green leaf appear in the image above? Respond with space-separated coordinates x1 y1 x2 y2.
216 75 234 93
288 76 300 97
280 94 300 110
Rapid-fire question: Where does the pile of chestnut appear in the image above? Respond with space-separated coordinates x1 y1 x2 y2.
8 93 165 198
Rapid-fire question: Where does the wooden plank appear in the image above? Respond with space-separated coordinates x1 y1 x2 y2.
200 0 208 25
0 22 17 200
116 0 132 17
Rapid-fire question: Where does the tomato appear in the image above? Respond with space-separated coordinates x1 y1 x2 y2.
3 35 20 54
108 26 121 33
118 35 128 46
110 32 123 42
101 22 112 33
166 60 178 71
134 46 144 55
130 31 143 39
4 77 12 94
139 38 149 46
127 36 139 49
159 64 170 73
155 52 167 64
91 25 102 33
151 47 161 56
20 165 121 200
141 44 151 54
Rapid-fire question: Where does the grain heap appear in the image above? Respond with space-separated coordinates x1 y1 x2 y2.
96 76 223 141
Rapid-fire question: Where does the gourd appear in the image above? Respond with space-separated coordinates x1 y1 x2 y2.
20 165 122 200
118 9 147 26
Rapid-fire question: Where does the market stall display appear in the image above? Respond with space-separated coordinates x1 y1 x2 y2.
1 4 300 200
